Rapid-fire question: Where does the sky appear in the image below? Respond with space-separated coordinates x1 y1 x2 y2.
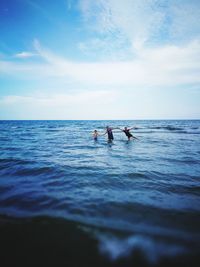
0 0 200 120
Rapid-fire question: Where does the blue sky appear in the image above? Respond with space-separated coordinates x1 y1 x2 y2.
0 0 200 119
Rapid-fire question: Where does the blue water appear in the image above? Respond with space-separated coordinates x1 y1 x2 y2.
0 120 200 266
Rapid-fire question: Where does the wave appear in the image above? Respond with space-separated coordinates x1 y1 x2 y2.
148 126 184 131
135 130 200 134
0 158 34 168
0 214 199 267
132 125 200 134
98 233 186 263
14 166 55 176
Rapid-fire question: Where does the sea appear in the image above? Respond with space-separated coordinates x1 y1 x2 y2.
0 120 200 267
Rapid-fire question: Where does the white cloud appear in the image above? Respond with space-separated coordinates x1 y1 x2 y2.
0 90 115 106
1 85 199 120
79 0 164 44
14 51 37 58
0 59 55 79
77 35 130 60
169 0 200 41
0 90 120 120
1 39 200 88
78 0 200 49
1 1 200 120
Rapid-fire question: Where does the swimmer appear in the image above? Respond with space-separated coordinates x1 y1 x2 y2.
118 126 138 141
92 130 99 141
102 126 118 142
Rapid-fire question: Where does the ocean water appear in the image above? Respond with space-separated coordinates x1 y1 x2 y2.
0 120 200 267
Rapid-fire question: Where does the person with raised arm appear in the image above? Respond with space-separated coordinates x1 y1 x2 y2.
118 126 138 141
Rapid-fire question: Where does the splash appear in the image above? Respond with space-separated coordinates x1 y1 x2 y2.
98 234 186 264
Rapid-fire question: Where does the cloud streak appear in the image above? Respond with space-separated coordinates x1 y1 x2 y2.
1 39 200 88
0 90 119 120
14 51 38 58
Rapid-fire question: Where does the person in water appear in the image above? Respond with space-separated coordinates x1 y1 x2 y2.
119 126 138 141
103 126 117 142
93 130 99 141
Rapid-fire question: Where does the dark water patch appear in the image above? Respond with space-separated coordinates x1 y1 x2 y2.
97 200 200 230
148 126 184 131
164 157 200 165
45 129 62 132
43 178 65 187
168 185 200 197
0 164 58 179
0 158 30 164
181 158 200 165
149 126 162 129
127 172 150 179
0 214 199 267
14 166 55 176
134 130 154 134
0 184 14 194
0 158 35 169
150 171 200 183
0 146 22 151
0 192 61 212
0 137 11 141
66 164 105 173
188 132 200 134
0 215 104 267
163 126 183 131
142 124 200 135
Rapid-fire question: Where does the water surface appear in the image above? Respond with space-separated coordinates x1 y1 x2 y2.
0 120 200 266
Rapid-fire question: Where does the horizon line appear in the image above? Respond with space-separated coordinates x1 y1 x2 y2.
0 118 200 121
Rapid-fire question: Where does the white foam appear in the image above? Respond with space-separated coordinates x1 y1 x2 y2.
98 234 186 263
